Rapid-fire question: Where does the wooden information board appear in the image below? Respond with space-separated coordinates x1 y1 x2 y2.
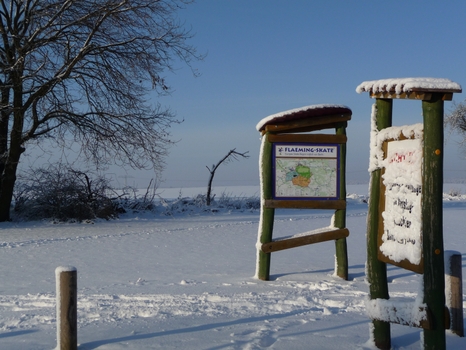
272 143 340 200
378 136 423 273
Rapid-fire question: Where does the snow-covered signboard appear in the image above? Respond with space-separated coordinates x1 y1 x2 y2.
378 137 423 273
273 143 340 200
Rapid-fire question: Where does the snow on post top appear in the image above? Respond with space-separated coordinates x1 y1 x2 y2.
356 77 462 95
256 104 352 132
55 266 77 273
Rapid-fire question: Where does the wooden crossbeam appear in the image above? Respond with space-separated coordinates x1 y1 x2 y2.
282 122 349 134
267 133 347 144
261 228 349 253
264 199 346 210
370 305 433 330
369 305 451 330
370 91 454 101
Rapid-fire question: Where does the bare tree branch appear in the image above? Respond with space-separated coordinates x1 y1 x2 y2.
205 149 250 206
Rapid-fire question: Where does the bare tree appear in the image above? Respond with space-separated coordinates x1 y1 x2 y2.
446 101 466 133
205 149 249 206
0 0 201 221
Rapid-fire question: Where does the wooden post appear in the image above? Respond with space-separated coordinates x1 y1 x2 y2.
367 99 392 350
445 251 464 337
422 94 446 350
334 122 348 280
256 133 275 280
56 266 77 350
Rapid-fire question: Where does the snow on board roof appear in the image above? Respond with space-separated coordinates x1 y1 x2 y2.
356 77 462 95
256 104 352 131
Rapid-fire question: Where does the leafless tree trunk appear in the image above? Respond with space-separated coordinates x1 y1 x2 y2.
0 0 201 221
206 149 249 206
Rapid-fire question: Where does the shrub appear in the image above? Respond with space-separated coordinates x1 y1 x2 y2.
13 166 260 221
448 187 462 197
14 166 118 221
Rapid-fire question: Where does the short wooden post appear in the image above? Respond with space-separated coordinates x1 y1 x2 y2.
422 95 446 349
367 99 392 350
445 251 464 337
56 266 77 350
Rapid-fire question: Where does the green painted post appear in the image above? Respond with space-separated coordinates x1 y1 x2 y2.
367 99 392 350
257 133 275 280
422 94 446 350
334 122 348 280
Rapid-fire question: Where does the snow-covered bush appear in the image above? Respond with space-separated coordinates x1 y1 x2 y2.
448 187 462 197
13 167 260 221
13 166 118 221
113 184 158 212
152 191 260 216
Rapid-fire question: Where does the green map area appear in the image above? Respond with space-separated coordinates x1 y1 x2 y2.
275 158 337 198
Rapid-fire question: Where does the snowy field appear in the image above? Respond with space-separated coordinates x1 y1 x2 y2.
1 184 466 349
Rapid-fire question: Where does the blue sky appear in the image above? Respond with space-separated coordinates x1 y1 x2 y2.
99 1 466 188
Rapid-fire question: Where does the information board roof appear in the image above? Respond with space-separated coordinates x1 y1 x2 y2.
256 104 352 132
356 77 462 95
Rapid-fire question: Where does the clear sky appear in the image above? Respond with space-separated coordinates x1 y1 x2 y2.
43 1 466 189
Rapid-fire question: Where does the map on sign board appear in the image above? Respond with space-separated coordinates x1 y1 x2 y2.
378 137 423 274
273 143 339 199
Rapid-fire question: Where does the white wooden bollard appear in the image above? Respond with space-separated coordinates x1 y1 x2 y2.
444 251 464 337
56 266 78 350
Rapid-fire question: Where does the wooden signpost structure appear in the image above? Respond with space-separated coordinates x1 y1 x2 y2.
255 104 352 281
357 78 462 350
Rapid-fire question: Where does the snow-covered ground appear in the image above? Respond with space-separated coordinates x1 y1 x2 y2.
1 184 466 349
